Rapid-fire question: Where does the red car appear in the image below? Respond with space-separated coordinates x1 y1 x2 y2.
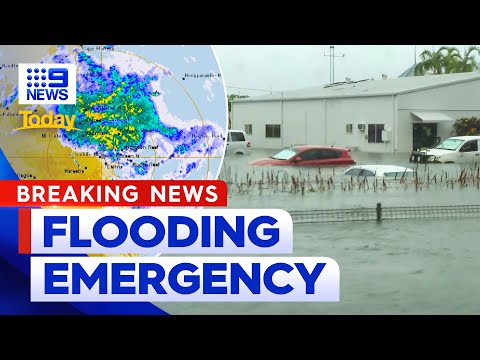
249 145 356 166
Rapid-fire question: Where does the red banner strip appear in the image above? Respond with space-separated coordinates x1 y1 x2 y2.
18 208 31 254
0 180 227 207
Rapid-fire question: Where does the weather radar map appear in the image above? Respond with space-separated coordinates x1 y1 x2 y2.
0 45 227 181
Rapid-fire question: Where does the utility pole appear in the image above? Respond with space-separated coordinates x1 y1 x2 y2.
324 45 345 84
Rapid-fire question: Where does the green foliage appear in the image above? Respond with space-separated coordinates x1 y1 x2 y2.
453 117 480 136
228 94 249 111
414 46 480 76
227 94 249 129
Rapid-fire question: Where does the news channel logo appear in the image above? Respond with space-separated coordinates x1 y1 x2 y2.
18 64 77 105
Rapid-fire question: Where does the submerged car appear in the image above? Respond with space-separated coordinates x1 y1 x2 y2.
249 145 356 166
409 135 480 163
343 164 415 179
226 130 251 155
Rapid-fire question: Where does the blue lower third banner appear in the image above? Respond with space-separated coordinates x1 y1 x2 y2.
31 256 340 302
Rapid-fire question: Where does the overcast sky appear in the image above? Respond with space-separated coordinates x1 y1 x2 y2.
213 45 473 95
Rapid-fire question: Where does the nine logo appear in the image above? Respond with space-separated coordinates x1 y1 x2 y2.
18 64 77 105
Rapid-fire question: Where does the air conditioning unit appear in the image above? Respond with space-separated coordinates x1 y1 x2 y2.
382 130 392 142
357 123 366 131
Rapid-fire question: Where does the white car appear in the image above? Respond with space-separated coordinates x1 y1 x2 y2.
410 135 480 163
343 164 415 179
226 130 251 155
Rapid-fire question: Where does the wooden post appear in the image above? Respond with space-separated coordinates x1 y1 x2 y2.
376 203 382 221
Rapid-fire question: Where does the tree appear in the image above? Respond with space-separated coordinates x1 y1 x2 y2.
228 94 249 112
452 117 480 136
414 48 446 75
441 46 463 73
454 45 480 73
414 46 480 76
227 94 249 129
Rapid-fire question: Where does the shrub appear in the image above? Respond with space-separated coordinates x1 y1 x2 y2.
452 117 480 136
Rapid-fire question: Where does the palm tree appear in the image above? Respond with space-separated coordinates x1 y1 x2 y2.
414 49 445 75
414 46 480 76
454 45 480 73
439 46 462 73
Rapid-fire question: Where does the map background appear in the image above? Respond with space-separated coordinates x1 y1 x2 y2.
0 45 228 181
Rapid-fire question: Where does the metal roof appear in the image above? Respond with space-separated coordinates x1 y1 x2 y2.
398 64 417 77
232 72 480 102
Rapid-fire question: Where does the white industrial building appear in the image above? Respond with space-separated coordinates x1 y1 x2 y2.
230 72 480 152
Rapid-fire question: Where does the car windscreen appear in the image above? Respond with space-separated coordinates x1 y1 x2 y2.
434 138 464 151
344 168 363 176
230 131 245 142
271 147 298 160
344 168 375 176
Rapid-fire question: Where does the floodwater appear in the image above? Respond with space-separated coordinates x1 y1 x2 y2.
156 149 480 315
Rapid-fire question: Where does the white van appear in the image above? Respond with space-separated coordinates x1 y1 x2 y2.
226 130 251 155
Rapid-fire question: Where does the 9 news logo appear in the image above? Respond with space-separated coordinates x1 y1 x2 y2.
18 64 77 105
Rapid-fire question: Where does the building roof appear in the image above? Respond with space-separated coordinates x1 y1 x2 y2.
232 72 480 103
398 64 417 77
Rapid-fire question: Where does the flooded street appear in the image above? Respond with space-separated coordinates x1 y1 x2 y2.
221 149 480 210
157 149 480 314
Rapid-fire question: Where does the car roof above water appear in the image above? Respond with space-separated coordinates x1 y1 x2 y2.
292 145 350 151
343 164 414 175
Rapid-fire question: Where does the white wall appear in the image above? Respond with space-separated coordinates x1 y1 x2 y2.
282 100 326 148
325 96 394 153
232 99 329 150
396 110 414 152
231 101 282 149
398 79 480 110
232 96 395 152
397 79 480 152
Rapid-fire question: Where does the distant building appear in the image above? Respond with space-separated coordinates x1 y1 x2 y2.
230 72 480 152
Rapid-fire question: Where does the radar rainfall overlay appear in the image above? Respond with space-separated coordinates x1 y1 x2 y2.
0 45 228 181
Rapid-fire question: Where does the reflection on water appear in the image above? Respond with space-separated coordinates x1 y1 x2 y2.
156 150 480 315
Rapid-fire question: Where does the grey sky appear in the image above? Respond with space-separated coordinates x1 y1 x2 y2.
213 45 473 96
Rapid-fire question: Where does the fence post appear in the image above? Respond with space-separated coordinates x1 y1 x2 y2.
376 202 382 221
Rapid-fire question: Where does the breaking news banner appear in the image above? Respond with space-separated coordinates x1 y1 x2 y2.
19 208 294 254
0 179 340 308
0 45 340 316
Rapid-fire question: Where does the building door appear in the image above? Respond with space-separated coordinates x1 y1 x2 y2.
412 123 438 150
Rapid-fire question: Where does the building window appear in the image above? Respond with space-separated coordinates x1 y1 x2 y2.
346 124 353 134
245 124 252 135
368 124 384 143
266 124 281 138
